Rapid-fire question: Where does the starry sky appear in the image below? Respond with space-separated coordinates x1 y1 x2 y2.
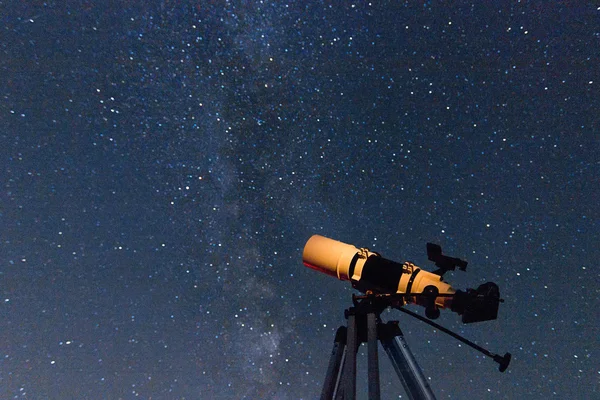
1 1 598 399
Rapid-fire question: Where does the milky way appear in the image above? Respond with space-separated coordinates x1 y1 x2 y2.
2 2 598 399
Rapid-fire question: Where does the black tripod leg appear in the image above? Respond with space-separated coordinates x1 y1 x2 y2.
367 312 381 400
341 312 358 400
321 327 347 400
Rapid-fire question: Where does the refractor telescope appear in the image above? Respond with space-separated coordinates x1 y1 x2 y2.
303 235 510 399
303 235 501 323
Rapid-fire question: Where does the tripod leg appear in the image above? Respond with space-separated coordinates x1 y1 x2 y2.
321 327 347 400
341 312 358 400
380 323 437 400
367 312 381 400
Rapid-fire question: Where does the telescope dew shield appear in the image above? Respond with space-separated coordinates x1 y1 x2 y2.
302 234 377 281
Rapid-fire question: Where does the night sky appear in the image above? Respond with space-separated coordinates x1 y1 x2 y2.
2 1 598 399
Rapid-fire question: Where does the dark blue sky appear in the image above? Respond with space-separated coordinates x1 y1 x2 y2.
2 1 598 399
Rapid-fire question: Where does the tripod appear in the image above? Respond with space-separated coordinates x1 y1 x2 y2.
321 293 511 400
321 296 436 400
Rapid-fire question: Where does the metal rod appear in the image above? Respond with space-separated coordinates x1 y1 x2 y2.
395 307 495 358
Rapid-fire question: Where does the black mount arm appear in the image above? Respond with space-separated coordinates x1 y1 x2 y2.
353 291 511 372
395 306 511 372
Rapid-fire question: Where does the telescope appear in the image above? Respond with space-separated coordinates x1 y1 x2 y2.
303 235 510 400
303 234 501 323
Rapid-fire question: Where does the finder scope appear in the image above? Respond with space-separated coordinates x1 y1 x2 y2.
303 235 501 323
